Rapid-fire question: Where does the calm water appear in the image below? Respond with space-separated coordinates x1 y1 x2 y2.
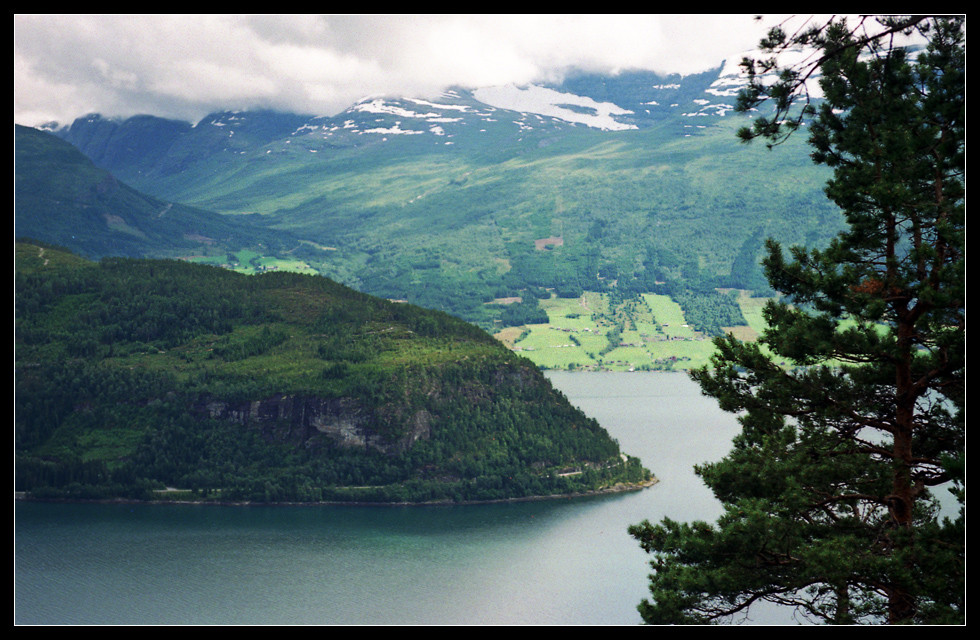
15 372 756 626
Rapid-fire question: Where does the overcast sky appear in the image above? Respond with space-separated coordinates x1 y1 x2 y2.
15 14 781 128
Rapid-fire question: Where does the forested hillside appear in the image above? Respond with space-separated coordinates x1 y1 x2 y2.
15 242 650 504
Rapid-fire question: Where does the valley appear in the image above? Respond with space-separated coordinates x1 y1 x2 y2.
14 15 965 626
35 67 841 334
14 63 832 502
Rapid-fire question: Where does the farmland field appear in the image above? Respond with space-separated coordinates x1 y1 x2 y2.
496 290 772 371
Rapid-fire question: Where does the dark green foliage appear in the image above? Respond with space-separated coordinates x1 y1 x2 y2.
630 16 964 625
211 326 290 361
16 243 649 503
724 227 773 295
498 296 549 327
662 284 746 336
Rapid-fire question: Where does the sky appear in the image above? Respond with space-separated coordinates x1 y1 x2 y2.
14 14 782 128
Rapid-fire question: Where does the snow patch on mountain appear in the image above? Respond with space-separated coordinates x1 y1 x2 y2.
472 84 637 131
709 49 825 101
405 97 471 112
352 98 441 120
359 124 424 136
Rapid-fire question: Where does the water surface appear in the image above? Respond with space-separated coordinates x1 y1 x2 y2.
16 372 747 625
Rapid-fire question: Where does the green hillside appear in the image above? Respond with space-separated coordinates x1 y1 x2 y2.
15 242 651 504
14 125 299 262
164 120 841 331
51 106 841 331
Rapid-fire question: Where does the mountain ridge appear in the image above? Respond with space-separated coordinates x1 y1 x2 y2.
47 64 752 169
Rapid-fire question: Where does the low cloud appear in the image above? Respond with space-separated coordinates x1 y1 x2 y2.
14 14 769 127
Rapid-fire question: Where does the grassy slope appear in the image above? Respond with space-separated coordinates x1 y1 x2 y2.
113 117 839 328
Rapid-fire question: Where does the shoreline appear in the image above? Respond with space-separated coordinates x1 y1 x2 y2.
14 477 658 509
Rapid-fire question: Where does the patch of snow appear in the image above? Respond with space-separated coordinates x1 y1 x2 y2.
473 84 637 131
360 125 423 136
709 48 826 101
352 98 439 119
292 123 322 134
682 102 736 117
407 98 470 112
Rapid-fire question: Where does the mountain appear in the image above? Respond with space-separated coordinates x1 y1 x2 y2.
51 65 748 176
48 62 762 163
14 124 301 261
15 241 651 503
39 63 843 330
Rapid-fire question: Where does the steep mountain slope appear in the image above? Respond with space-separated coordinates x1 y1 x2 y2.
14 125 299 261
44 65 843 328
15 241 650 503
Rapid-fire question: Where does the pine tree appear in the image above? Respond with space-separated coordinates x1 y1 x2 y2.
629 16 964 624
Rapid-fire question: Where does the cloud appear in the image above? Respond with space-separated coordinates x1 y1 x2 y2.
14 14 770 127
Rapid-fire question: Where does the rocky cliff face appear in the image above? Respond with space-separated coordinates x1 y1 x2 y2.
198 394 431 455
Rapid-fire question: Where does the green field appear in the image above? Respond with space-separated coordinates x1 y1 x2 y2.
496 290 773 371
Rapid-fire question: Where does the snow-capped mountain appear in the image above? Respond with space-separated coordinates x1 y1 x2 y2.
471 84 639 131
295 62 753 142
52 59 770 164
42 51 838 199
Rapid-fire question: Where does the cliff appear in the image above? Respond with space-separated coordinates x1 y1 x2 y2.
197 394 431 455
